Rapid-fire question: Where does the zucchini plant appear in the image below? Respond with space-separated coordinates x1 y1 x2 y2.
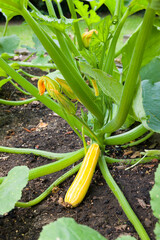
0 0 160 239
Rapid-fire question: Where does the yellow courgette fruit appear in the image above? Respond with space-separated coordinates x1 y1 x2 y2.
64 143 100 207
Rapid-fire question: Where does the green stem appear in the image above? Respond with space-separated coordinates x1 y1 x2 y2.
103 8 129 74
63 32 80 57
74 116 103 147
66 0 84 50
23 52 35 62
122 131 154 148
28 148 85 180
13 61 56 69
104 124 148 145
17 69 40 79
99 156 150 240
10 78 31 95
0 97 36 105
28 1 40 12
99 5 155 135
45 0 57 17
2 20 9 36
57 2 64 18
21 7 104 122
0 145 83 159
15 163 81 208
104 155 159 164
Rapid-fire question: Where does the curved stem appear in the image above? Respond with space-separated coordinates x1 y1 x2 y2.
99 5 155 135
104 155 159 165
0 145 84 160
28 148 85 180
99 156 150 240
2 20 9 36
104 124 148 145
10 78 31 95
17 69 40 79
0 97 36 105
15 163 81 208
122 131 154 148
14 61 56 69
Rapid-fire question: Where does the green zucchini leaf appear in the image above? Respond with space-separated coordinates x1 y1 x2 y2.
150 164 160 220
154 222 160 240
80 62 123 104
150 164 160 240
116 236 137 240
38 217 107 240
140 58 160 132
0 166 29 215
0 35 20 55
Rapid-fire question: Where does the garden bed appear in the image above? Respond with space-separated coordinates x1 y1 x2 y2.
0 68 159 240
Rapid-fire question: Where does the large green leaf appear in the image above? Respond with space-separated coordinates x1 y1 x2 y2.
38 217 107 240
141 58 160 132
80 62 123 104
122 26 160 69
133 58 160 132
0 166 29 215
150 164 160 240
0 35 20 54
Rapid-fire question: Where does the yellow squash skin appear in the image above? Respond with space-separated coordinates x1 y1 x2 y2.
64 143 100 207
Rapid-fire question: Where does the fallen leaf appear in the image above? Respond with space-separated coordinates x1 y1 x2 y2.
131 151 141 158
36 120 48 130
65 131 73 135
123 150 133 156
137 198 149 209
115 224 127 231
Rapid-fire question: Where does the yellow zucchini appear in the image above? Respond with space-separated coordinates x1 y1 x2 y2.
64 143 100 207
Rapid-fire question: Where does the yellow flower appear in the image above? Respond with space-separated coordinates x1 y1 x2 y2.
38 76 60 98
82 29 98 48
38 78 46 96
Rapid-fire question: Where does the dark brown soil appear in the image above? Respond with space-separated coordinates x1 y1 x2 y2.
0 68 159 240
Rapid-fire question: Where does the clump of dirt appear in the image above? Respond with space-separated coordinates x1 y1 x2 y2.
0 68 159 240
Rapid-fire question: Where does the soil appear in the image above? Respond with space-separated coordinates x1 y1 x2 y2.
0 67 160 240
